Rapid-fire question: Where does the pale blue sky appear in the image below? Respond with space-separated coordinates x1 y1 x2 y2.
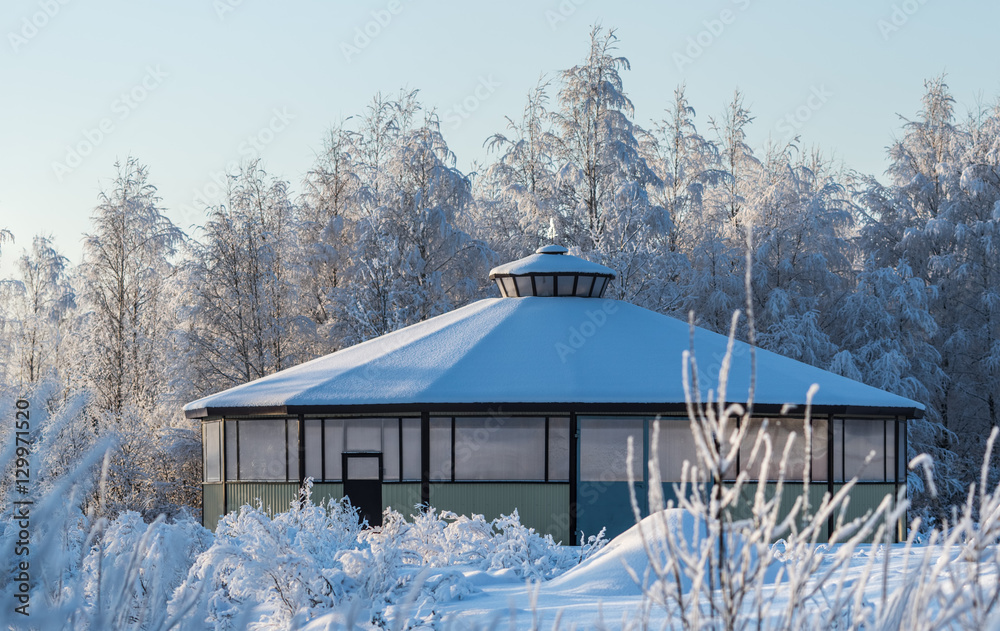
1 0 997 270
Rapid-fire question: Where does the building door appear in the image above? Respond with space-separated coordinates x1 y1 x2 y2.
342 452 383 527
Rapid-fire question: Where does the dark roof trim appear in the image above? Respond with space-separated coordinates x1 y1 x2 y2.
186 401 924 420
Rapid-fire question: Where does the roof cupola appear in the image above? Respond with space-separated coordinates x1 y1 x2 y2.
488 245 616 298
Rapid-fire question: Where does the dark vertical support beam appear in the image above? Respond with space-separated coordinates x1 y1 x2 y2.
544 417 550 483
569 412 578 543
398 418 404 482
450 417 456 483
298 414 306 487
421 411 430 508
827 414 835 539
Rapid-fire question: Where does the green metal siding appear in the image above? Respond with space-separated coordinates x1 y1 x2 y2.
203 484 225 531
836 483 901 542
308 483 345 507
383 484 422 515
429 483 570 544
225 482 300 515
723 482 900 541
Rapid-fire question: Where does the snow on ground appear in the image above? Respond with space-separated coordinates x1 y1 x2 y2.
294 509 1000 630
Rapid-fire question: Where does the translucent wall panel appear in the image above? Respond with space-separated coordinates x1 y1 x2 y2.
653 419 696 482
237 419 287 481
885 420 896 484
555 276 575 296
580 417 643 482
453 417 546 481
592 277 608 297
287 419 299 481
429 418 452 480
346 456 380 480
345 419 381 451
534 275 554 296
203 421 221 482
515 276 533 297
844 419 885 481
575 276 594 297
324 419 344 481
740 418 807 481
548 417 570 482
304 419 323 480
382 418 400 481
225 420 238 481
833 419 844 482
501 276 516 297
811 418 828 482
402 418 421 481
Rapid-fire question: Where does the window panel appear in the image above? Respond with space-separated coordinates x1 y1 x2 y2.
501 276 516 297
453 417 546 481
304 419 323 481
383 418 400 481
740 418 807 481
515 276 533 298
811 418 828 482
345 419 381 451
346 456 380 480
203 421 221 482
844 419 885 481
402 418 422 481
653 419 696 483
556 276 576 296
237 419 287 481
429 418 452 480
833 419 844 482
575 275 594 297
225 420 238 481
885 420 895 484
287 419 299 481
548 417 570 482
580 417 643 482
324 419 344 481
592 277 608 297
535 275 554 297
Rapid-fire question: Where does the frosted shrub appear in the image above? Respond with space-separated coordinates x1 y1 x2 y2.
170 493 371 629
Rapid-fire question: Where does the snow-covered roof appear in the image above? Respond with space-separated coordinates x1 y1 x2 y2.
184 296 924 417
488 246 615 278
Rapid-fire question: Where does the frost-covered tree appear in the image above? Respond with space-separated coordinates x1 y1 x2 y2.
299 124 359 353
479 78 561 261
188 160 306 393
546 26 667 308
326 93 492 344
751 150 854 366
81 158 183 415
0 236 75 387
